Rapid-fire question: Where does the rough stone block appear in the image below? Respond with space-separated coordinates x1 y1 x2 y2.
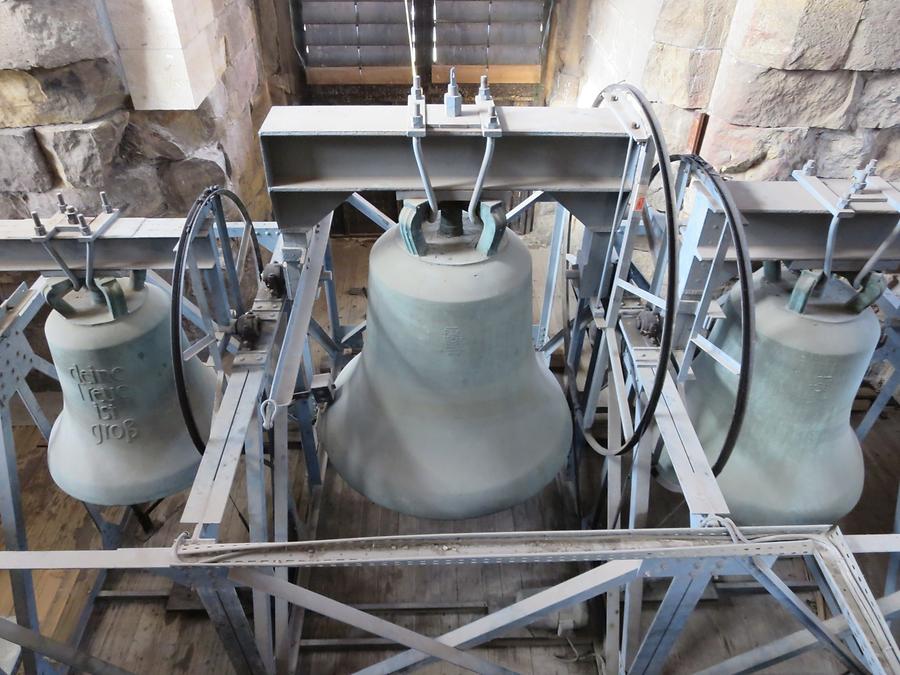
0 0 115 70
35 111 129 188
845 0 900 70
219 0 256 60
871 127 900 181
856 72 900 129
16 188 104 220
122 107 221 165
810 128 880 178
654 0 736 49
0 128 53 192
701 115 812 180
725 0 864 70
652 103 701 154
104 162 169 216
0 60 126 128
0 192 28 219
221 42 262 117
160 146 227 212
708 53 859 129
643 42 721 109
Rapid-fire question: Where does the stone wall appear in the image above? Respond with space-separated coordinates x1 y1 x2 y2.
554 0 899 181
0 0 287 221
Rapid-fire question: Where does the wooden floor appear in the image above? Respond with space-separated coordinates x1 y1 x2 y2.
2 225 899 674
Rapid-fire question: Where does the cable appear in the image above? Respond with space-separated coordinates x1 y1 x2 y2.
170 186 263 452
667 154 754 476
584 83 678 458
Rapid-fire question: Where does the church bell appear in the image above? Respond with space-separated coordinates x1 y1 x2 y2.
661 265 880 525
319 201 572 519
44 273 215 506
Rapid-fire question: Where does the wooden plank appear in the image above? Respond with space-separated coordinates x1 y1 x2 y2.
432 64 542 84
305 66 415 85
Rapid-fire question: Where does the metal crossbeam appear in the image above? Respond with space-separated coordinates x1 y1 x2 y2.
629 563 714 673
230 568 511 675
813 531 900 674
697 591 900 674
357 560 643 674
745 556 867 673
0 616 131 675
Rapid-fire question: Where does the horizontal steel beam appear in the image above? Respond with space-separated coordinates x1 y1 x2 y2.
0 220 278 272
0 529 893 573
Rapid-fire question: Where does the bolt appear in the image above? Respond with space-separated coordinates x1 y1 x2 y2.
611 95 619 102
411 74 423 100
100 191 113 214
632 122 641 130
77 213 91 235
444 67 462 117
56 193 67 213
31 211 46 236
65 205 79 224
477 74 492 103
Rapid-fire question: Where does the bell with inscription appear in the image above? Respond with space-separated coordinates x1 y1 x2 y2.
319 201 572 519
44 273 215 505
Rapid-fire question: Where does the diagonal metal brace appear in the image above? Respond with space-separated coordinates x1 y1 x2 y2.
230 568 512 675
744 555 868 673
356 559 643 674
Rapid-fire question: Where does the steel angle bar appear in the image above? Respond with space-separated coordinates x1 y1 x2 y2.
627 352 728 518
744 556 868 673
230 568 511 675
0 616 131 675
696 591 900 675
14 383 52 441
858 367 900 441
346 193 396 231
0 405 41 675
0 527 830 572
168 527 823 568
181 370 264 530
356 560 643 675
812 530 900 674
534 203 566 364
622 429 659 665
309 317 340 357
243 415 274 672
272 405 290 658
262 214 332 429
196 583 268 675
628 562 715 674
506 190 545 224
323 242 342 343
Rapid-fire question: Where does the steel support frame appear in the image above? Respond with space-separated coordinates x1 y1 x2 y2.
0 103 898 675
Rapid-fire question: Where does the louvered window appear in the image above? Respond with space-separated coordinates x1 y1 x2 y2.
298 0 548 85
433 1 545 84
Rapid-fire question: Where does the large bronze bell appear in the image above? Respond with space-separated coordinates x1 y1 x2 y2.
661 266 880 525
44 274 215 506
319 201 572 519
